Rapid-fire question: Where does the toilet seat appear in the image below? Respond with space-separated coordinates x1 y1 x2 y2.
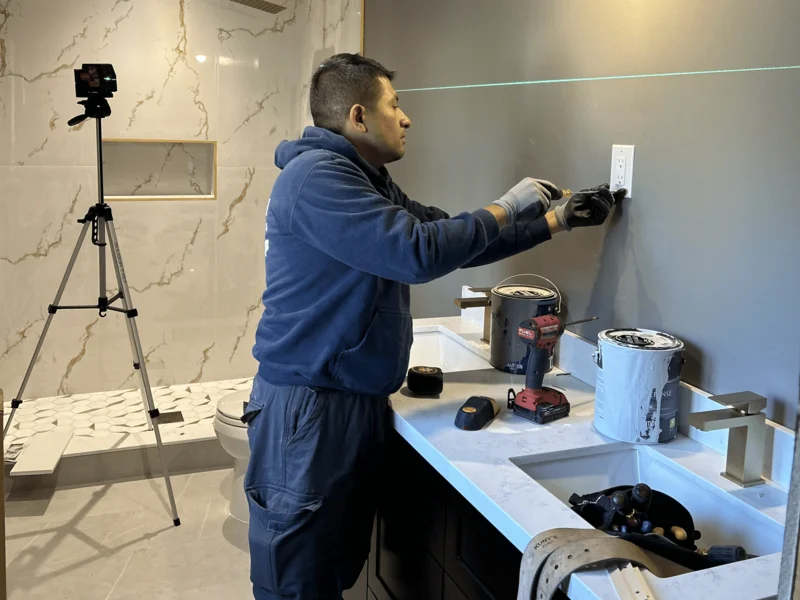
216 390 250 428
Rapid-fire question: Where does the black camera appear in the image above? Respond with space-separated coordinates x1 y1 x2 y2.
73 64 117 98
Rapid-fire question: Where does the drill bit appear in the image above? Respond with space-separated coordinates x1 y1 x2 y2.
565 316 599 327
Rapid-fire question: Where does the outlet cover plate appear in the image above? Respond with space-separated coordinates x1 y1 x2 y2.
610 144 635 198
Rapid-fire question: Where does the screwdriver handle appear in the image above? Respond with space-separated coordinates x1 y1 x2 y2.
706 545 747 565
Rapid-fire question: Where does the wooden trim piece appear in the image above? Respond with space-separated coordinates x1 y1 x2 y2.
102 137 216 145
1 389 6 600
360 0 366 55
212 138 218 200
105 195 216 202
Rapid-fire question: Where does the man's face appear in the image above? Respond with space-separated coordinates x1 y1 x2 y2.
362 77 411 165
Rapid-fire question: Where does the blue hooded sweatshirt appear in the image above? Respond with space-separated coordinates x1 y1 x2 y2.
252 127 551 398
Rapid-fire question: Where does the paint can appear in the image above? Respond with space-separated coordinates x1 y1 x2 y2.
593 328 685 444
489 275 559 375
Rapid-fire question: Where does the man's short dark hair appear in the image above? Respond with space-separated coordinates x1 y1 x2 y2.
310 53 396 132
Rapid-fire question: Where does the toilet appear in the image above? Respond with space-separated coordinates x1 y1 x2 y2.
213 390 251 523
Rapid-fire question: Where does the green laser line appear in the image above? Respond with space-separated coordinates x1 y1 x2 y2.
396 64 800 93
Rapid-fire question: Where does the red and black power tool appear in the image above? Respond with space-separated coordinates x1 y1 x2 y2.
507 314 570 424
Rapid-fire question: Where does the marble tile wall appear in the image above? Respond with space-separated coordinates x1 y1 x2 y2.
0 0 362 399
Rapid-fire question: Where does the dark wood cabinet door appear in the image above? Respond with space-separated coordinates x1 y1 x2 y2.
368 432 447 600
382 431 447 563
444 488 522 600
369 513 444 600
443 573 469 600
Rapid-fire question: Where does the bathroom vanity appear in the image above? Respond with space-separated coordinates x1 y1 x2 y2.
357 318 788 600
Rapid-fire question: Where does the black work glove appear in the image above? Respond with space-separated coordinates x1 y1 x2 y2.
554 183 626 230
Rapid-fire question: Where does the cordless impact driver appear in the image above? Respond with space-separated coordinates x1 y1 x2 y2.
507 314 570 424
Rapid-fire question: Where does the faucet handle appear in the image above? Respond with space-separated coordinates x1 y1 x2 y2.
710 391 767 415
454 297 491 309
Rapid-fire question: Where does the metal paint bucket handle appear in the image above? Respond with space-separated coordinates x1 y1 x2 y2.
495 274 562 313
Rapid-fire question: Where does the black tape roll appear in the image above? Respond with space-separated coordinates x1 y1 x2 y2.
407 366 444 396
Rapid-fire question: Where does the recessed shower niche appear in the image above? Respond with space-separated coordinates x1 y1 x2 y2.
101 139 217 201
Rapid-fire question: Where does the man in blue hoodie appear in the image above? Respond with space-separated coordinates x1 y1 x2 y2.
245 53 623 599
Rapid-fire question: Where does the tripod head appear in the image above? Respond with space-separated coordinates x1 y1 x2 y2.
68 97 112 127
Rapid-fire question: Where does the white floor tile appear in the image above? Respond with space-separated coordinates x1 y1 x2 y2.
4 468 250 599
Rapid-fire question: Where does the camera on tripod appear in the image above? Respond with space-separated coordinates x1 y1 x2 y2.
68 63 117 125
74 63 117 98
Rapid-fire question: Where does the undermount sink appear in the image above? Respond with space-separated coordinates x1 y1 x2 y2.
409 326 490 374
511 445 785 560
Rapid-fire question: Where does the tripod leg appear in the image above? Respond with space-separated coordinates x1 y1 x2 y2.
104 220 181 526
4 221 92 438
97 215 108 310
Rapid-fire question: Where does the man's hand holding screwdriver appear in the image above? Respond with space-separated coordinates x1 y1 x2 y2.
492 178 625 233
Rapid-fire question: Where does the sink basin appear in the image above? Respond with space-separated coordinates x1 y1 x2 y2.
511 445 784 559
409 327 490 374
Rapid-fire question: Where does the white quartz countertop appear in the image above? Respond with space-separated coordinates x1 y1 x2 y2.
390 317 784 600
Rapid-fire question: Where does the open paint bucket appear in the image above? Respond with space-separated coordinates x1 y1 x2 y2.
593 328 685 444
489 274 560 375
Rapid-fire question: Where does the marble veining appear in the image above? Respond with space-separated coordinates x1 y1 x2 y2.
57 318 100 396
126 89 155 129
127 218 203 294
217 0 303 42
55 15 93 62
97 4 135 51
0 185 81 265
228 298 263 363
190 342 216 383
224 86 281 144
218 166 255 238
117 335 168 389
0 0 360 398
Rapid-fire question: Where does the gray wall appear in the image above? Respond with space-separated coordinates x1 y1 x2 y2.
365 0 800 425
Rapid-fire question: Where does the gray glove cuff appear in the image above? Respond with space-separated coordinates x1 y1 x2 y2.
554 204 571 231
492 193 518 225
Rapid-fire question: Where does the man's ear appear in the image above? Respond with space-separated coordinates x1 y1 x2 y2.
348 104 368 133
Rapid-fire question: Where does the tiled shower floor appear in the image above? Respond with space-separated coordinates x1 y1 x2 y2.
3 378 253 460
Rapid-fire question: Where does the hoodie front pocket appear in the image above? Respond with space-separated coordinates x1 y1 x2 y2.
333 310 411 396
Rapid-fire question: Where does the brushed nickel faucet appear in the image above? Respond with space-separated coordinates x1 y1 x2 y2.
453 287 492 343
688 391 767 487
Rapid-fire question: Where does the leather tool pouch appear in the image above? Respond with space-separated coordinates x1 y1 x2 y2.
517 528 687 600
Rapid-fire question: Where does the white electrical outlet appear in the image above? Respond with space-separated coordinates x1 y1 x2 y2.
610 145 634 198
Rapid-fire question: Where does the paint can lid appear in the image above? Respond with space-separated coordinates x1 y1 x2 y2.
599 328 683 350
492 284 557 300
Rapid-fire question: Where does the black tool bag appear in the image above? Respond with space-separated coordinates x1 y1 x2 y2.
569 484 750 571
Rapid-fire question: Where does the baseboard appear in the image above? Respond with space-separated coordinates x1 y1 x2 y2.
5 437 232 495
555 330 795 489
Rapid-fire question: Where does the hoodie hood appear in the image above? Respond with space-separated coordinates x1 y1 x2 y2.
275 126 381 177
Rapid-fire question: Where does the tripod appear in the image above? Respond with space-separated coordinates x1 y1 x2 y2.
2 96 180 526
